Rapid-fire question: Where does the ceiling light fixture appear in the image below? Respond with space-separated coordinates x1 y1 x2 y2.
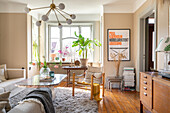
25 0 76 28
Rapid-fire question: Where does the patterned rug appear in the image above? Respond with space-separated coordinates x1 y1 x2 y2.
10 87 98 113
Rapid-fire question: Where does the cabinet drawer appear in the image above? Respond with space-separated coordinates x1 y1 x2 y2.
140 88 152 109
140 73 152 89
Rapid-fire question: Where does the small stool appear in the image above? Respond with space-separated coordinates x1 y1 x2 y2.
109 80 123 91
107 76 123 91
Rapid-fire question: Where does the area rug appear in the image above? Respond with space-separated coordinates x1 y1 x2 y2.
9 87 98 113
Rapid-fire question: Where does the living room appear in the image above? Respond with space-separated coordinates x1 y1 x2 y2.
0 0 169 113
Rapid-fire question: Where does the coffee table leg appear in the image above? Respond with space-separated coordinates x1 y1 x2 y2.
68 70 70 85
67 70 69 86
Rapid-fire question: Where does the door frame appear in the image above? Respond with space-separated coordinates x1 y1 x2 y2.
136 2 157 92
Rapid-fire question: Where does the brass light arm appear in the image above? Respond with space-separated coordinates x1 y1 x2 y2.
46 8 52 16
56 8 71 16
53 9 60 23
55 8 68 20
31 6 50 11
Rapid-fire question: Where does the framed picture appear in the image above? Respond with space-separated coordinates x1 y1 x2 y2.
107 29 130 61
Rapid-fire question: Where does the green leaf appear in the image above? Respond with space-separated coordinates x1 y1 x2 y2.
164 44 170 51
75 32 78 37
79 49 82 55
165 37 170 43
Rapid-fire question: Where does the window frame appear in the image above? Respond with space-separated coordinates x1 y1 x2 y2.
47 24 94 62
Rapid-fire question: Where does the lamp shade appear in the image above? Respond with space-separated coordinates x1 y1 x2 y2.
156 37 170 52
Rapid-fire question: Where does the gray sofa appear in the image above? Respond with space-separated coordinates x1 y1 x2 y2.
0 67 26 97
8 100 44 113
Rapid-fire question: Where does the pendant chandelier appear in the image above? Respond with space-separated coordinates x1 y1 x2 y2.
24 0 76 28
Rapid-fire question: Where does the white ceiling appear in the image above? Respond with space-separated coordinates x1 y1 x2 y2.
0 0 147 14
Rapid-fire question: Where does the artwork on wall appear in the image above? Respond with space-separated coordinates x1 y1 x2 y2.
107 29 130 61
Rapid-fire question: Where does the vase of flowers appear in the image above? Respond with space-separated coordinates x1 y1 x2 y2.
58 46 70 65
40 56 51 77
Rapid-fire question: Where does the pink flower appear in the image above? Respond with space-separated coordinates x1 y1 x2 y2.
54 65 59 69
58 50 63 54
66 46 69 49
64 52 67 56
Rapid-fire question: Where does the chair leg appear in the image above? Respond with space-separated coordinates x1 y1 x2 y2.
102 73 105 97
72 73 75 96
90 75 94 100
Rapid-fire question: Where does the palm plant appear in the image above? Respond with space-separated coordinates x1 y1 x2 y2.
72 32 101 59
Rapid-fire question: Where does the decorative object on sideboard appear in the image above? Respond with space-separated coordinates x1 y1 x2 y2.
24 0 76 28
72 32 101 67
156 37 170 71
107 29 131 61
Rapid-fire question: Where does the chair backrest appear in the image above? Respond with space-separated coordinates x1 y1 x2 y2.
88 66 103 73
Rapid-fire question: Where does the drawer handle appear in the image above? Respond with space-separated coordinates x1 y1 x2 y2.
144 92 147 96
143 81 147 84
144 75 147 78
143 87 147 90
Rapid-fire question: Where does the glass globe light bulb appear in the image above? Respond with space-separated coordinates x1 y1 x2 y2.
24 7 30 13
36 21 41 26
70 14 76 19
59 3 65 10
58 23 63 29
66 19 72 25
42 15 49 21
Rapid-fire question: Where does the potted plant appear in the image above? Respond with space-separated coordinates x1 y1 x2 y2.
72 32 101 67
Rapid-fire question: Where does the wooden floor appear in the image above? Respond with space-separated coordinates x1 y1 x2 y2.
57 81 150 113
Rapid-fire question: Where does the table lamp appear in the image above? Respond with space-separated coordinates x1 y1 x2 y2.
156 37 170 71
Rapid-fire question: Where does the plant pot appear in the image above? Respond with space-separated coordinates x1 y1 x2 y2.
80 59 88 67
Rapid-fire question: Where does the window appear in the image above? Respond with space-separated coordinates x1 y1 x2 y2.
32 18 39 62
48 24 93 62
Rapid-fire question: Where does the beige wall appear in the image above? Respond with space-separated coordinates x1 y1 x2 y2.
0 13 27 69
103 13 134 77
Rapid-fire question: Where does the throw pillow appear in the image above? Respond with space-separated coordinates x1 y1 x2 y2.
85 71 94 79
88 66 102 73
0 64 7 79
0 101 7 113
94 73 102 79
0 69 6 81
0 92 11 112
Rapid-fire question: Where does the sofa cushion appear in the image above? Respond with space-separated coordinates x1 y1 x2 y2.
0 69 6 82
0 101 7 113
0 78 24 92
8 100 45 113
0 92 11 112
0 64 8 79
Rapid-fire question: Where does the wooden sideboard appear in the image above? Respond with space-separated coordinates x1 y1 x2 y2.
140 72 170 113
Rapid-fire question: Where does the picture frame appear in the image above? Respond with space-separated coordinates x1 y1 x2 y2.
107 29 131 61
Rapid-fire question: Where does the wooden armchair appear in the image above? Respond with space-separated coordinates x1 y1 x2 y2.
72 66 105 100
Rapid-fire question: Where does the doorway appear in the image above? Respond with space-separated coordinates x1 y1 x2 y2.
145 15 155 71
139 12 157 73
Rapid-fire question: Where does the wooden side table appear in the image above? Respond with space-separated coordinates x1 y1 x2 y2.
106 76 123 91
